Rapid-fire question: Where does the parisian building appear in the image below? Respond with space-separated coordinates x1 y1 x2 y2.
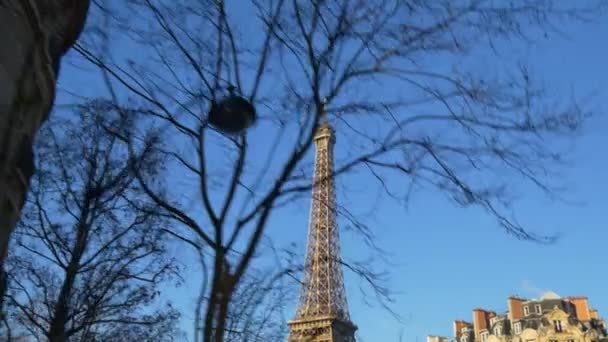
428 292 607 342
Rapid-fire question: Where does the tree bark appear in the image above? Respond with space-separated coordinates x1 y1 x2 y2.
214 285 233 342
0 0 90 312
203 253 237 342
47 213 90 342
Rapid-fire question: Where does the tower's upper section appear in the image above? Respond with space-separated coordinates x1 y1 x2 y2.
314 105 335 145
291 107 352 323
288 104 356 341
315 119 334 143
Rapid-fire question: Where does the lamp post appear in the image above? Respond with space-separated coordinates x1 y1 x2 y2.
208 86 257 134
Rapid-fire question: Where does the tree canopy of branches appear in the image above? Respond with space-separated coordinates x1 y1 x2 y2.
2 103 181 342
74 0 604 341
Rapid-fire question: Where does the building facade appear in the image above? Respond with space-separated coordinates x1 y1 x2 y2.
429 292 607 342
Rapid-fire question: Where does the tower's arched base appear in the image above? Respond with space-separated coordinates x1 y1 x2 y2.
288 315 357 342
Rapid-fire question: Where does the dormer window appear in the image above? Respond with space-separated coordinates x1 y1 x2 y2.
524 306 530 316
554 320 564 333
514 322 522 334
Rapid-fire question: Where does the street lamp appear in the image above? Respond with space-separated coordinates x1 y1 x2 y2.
208 86 256 134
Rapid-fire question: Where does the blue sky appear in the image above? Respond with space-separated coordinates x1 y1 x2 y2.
56 3 608 341
258 12 608 342
335 17 608 341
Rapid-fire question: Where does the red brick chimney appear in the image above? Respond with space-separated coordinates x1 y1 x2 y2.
473 308 489 341
590 309 599 320
508 296 526 322
568 296 591 321
454 320 467 338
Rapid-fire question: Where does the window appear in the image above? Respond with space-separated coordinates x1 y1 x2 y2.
494 326 502 336
524 306 530 316
554 320 563 332
481 332 489 342
567 339 575 342
535 304 542 314
514 322 522 334
549 340 558 342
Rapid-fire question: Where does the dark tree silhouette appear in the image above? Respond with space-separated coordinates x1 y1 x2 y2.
0 1 91 310
199 263 295 342
73 1 605 341
2 102 181 341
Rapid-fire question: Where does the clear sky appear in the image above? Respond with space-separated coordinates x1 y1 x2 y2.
55 3 608 342
331 17 608 342
252 10 608 342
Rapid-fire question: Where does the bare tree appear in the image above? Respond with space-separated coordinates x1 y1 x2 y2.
0 1 91 309
73 0 605 341
204 264 294 342
1 102 181 341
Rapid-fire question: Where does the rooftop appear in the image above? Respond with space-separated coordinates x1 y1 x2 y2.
539 291 561 300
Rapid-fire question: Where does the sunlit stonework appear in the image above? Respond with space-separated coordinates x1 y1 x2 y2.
428 292 607 342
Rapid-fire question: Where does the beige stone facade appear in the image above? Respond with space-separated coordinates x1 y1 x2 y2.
429 292 607 342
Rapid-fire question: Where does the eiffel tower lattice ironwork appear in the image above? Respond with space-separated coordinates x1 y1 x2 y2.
288 113 357 342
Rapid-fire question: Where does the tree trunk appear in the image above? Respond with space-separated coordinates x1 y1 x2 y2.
203 255 236 342
204 278 234 342
0 0 89 311
47 219 89 342
214 286 232 342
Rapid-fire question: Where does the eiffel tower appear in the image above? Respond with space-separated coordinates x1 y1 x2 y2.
288 111 357 342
